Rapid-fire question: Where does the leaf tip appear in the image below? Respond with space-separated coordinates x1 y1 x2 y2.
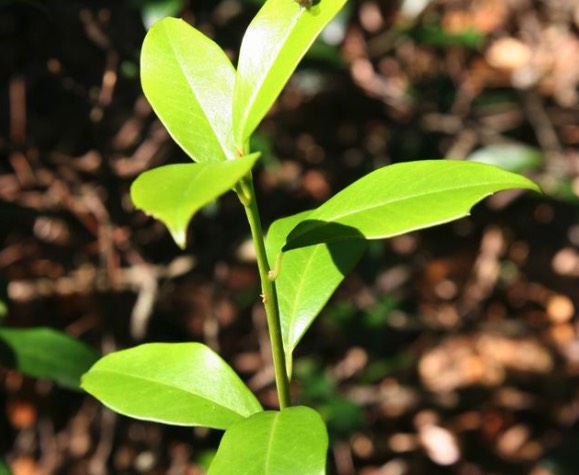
170 228 188 250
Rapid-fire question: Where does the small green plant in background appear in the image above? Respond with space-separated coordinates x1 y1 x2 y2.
0 297 98 475
81 0 540 473
0 326 97 391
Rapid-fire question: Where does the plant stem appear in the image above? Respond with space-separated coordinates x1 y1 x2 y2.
239 173 291 409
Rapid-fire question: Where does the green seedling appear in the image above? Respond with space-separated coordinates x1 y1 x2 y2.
81 1 540 473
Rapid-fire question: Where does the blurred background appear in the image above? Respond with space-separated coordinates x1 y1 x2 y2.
1 0 579 473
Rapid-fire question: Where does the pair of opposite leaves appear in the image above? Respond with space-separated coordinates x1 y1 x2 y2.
133 0 349 247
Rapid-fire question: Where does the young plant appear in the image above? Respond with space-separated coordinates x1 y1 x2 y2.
81 1 540 473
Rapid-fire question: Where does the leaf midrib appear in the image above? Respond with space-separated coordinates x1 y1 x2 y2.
236 9 304 142
163 23 231 160
309 180 524 228
284 245 322 352
264 412 281 474
87 368 249 417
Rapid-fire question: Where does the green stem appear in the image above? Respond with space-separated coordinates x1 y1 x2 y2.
239 173 291 409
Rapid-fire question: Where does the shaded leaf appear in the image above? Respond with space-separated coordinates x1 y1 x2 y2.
266 211 366 377
141 17 236 162
208 406 328 475
0 327 98 391
284 160 540 251
233 0 348 145
131 153 259 248
409 24 484 48
82 343 262 429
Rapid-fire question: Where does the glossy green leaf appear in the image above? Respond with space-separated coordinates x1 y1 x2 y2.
208 406 328 475
131 153 259 248
82 343 262 429
266 211 366 376
0 327 98 391
284 160 541 250
233 0 348 145
141 17 236 162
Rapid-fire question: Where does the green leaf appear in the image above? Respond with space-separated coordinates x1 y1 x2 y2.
233 0 348 145
141 17 236 162
266 211 366 377
283 160 541 250
208 406 328 475
0 459 12 475
409 24 484 48
131 153 259 248
0 327 98 391
139 0 186 29
82 343 262 429
468 143 544 174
